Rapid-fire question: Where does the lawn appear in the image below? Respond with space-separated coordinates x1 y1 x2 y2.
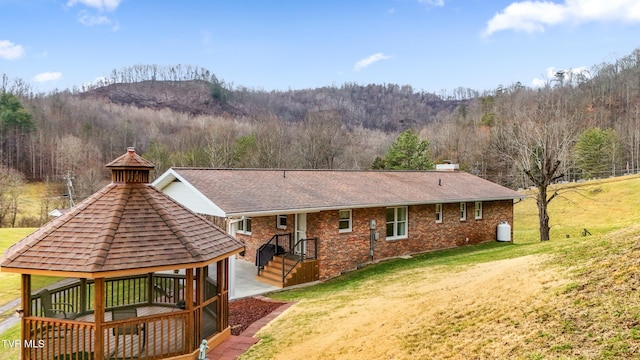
0 228 64 305
242 175 640 359
0 228 66 360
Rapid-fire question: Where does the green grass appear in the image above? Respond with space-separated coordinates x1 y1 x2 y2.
1 322 20 359
0 228 64 305
0 228 64 360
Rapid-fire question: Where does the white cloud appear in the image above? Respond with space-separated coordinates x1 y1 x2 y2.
67 0 121 11
532 66 591 87
0 40 25 60
33 72 63 83
418 0 445 7
78 11 110 26
201 30 212 45
354 53 391 72
69 0 121 28
77 10 119 30
483 0 640 37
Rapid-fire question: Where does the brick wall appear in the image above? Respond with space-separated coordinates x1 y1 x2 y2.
238 200 513 280
237 214 293 264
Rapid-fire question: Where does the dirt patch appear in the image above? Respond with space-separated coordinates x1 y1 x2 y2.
250 254 569 359
229 297 287 336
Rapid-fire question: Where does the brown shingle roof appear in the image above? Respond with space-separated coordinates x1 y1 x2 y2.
169 169 522 215
106 147 155 169
1 150 243 277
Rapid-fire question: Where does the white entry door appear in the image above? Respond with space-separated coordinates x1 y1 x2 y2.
295 213 307 255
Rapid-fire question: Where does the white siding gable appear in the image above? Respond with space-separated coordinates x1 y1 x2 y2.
153 169 226 217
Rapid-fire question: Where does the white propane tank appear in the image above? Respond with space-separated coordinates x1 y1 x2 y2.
497 221 511 242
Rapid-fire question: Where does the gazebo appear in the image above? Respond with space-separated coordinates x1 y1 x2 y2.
0 148 244 360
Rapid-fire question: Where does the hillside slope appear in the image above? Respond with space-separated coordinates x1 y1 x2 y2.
81 80 244 116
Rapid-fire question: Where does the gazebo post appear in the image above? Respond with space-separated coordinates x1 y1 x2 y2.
216 258 228 331
79 278 87 313
94 278 105 360
196 266 204 344
147 273 154 305
20 274 30 360
185 268 194 350
195 268 202 306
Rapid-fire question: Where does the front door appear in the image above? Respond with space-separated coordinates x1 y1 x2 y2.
295 213 307 255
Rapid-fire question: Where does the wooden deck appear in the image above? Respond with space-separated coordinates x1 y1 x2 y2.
25 305 218 360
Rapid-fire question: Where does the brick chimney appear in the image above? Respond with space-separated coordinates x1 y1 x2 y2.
435 160 459 172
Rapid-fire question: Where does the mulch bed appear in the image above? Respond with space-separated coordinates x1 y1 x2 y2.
229 297 288 336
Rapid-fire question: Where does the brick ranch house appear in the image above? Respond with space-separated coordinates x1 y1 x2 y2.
152 167 521 288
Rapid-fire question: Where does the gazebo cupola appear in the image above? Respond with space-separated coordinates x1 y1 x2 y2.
106 146 155 183
0 147 244 360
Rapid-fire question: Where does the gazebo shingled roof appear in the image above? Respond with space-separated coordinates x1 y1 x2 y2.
0 147 243 277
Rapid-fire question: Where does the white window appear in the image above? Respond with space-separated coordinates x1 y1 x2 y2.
475 202 483 219
339 209 352 233
460 202 467 221
386 206 408 240
237 217 252 235
277 214 287 229
435 203 443 223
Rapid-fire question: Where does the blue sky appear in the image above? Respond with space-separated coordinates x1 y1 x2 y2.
1 0 639 94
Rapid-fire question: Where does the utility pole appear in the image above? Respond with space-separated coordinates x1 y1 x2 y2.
63 171 75 207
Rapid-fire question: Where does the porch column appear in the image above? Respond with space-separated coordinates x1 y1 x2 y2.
94 278 105 360
20 274 30 360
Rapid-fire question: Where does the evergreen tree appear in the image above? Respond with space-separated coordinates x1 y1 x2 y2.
0 92 34 171
574 128 618 179
383 129 434 170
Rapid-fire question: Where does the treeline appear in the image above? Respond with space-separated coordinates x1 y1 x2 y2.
0 48 639 226
231 82 469 131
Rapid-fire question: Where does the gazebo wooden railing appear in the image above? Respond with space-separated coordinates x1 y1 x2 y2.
30 273 190 315
22 270 228 360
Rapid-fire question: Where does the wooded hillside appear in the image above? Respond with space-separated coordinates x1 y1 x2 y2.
1 49 639 226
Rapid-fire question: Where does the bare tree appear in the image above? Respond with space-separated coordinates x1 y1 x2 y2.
492 88 581 241
253 116 292 168
207 121 239 168
0 165 25 227
296 110 347 169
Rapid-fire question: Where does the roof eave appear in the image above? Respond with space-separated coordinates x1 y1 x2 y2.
0 247 244 278
226 196 522 218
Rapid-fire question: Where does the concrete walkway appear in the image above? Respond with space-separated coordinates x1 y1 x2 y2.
0 298 21 334
232 258 279 300
0 278 78 334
